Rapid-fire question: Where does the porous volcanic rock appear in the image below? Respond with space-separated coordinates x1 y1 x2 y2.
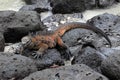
0 52 37 80
87 13 120 47
20 0 51 13
50 0 116 14
0 33 5 51
101 50 120 80
0 10 45 42
23 64 109 80
72 47 103 73
22 49 65 70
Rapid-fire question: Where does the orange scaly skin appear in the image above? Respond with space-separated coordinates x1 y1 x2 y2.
22 22 111 59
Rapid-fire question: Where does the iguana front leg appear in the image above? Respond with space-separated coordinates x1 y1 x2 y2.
32 43 48 59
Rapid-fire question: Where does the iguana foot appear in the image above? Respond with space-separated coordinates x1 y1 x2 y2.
32 51 43 59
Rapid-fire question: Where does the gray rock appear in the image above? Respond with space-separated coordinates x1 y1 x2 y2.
50 0 85 14
61 22 110 48
0 52 37 80
0 33 5 51
50 0 116 14
23 0 117 14
23 0 32 4
99 47 118 59
19 4 49 13
20 0 51 13
116 0 120 2
101 50 120 80
87 13 120 47
84 0 96 9
62 28 99 47
24 0 49 5
87 13 120 36
4 44 66 71
0 10 45 42
72 47 103 73
98 0 115 8
23 64 109 80
22 49 64 70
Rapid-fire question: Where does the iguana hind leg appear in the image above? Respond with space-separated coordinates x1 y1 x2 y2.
57 37 72 60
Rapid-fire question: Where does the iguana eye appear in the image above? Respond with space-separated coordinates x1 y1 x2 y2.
41 37 44 40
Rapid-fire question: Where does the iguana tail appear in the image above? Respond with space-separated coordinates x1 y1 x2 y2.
55 22 112 47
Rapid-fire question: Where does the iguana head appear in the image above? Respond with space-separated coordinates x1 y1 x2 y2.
21 36 31 47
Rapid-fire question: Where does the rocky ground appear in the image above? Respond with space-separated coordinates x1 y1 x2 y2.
0 0 120 80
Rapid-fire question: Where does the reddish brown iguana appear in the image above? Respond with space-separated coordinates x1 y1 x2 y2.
21 22 112 59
